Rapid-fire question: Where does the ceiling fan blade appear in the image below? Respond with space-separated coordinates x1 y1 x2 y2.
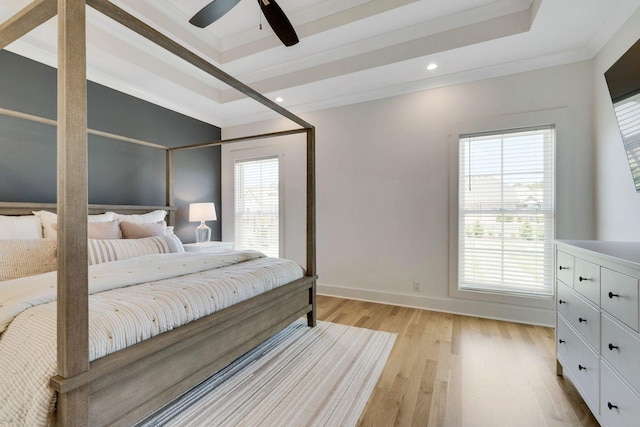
258 0 299 47
189 0 241 28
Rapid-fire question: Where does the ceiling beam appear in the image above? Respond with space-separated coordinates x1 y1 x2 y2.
220 7 534 103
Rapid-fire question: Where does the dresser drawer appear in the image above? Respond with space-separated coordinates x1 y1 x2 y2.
556 316 599 408
601 268 639 331
600 361 640 427
557 250 574 286
573 258 600 304
601 313 640 394
557 281 599 350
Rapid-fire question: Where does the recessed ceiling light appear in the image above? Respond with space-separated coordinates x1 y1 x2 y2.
426 63 438 71
275 97 284 103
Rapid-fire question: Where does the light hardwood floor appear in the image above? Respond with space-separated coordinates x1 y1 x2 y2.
316 295 599 427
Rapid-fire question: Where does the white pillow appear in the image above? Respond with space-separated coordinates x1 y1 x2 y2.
0 238 57 280
32 211 57 238
33 211 115 239
88 234 184 265
88 212 114 223
0 215 43 239
109 210 167 224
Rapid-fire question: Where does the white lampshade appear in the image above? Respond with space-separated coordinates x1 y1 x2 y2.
189 203 217 222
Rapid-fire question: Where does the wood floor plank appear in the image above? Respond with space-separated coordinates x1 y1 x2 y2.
410 358 437 426
316 295 598 427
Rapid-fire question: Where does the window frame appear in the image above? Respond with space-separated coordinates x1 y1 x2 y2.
458 125 555 297
448 109 566 308
223 146 285 257
234 155 282 257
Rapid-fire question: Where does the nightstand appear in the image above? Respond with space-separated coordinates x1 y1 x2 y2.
183 241 234 253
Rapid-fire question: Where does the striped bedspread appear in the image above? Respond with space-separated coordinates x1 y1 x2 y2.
0 251 304 427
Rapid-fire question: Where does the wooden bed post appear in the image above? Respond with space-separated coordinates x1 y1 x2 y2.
166 150 176 226
56 0 90 425
306 127 317 327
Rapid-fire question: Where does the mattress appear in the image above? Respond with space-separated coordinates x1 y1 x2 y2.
0 251 304 426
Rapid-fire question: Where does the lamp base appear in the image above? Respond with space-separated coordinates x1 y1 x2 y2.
195 221 211 243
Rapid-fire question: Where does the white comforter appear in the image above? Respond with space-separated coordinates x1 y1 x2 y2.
0 251 304 427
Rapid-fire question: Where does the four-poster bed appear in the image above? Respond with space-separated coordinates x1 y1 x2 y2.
0 0 316 425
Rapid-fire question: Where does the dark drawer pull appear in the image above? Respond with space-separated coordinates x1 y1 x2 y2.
608 343 619 351
579 276 588 282
608 291 620 299
578 317 587 323
559 266 568 270
578 364 587 371
558 299 566 304
558 339 565 344
607 402 618 410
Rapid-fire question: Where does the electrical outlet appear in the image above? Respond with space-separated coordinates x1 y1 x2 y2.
413 280 421 292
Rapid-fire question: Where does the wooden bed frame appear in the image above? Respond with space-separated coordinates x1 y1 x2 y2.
0 1 317 426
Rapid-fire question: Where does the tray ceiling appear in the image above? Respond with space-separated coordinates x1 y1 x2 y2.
1 0 639 126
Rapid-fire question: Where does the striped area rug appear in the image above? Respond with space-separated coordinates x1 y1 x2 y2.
139 319 396 427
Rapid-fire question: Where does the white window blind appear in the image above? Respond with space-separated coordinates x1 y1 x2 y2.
234 157 280 257
459 126 555 297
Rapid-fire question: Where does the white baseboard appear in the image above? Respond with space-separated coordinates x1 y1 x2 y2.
317 283 555 327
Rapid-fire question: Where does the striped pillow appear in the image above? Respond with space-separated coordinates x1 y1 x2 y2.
0 239 57 280
88 235 184 265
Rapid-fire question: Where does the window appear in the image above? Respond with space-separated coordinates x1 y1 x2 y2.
234 157 280 257
458 126 555 297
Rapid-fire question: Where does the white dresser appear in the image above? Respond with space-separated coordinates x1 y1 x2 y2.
556 240 640 427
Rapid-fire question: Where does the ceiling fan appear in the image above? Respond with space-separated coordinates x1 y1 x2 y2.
189 0 299 47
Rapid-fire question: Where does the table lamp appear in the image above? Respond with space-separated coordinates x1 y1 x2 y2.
189 202 217 243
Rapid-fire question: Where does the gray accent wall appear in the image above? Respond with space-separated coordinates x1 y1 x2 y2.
0 50 222 242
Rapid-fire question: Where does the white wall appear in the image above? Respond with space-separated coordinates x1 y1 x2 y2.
223 60 594 326
594 8 640 240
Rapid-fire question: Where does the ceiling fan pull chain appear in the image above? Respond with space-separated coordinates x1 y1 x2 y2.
259 0 269 31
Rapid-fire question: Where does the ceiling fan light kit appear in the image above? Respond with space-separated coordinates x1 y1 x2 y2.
190 0 299 47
